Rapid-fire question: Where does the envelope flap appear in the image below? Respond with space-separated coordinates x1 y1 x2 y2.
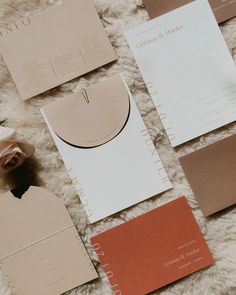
42 75 130 148
0 186 73 260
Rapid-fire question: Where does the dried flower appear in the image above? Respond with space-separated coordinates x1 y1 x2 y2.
0 127 34 174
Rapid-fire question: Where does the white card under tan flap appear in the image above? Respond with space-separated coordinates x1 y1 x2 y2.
0 186 97 295
42 74 172 223
43 75 130 148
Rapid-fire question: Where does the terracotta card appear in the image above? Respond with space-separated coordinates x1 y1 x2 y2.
0 186 98 295
143 0 236 23
179 135 236 216
41 74 172 223
0 0 116 100
91 197 214 295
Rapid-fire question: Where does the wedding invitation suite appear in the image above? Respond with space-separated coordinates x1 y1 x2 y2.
143 0 236 23
126 0 236 147
41 74 172 223
0 186 98 295
91 197 214 295
179 135 236 216
0 0 116 100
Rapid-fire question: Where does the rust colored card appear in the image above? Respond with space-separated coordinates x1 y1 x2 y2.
179 135 236 216
91 197 214 295
143 0 236 23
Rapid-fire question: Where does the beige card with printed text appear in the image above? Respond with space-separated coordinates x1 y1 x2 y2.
0 0 117 100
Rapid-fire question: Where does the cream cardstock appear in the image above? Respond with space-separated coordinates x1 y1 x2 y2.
125 0 236 147
41 74 172 223
0 186 98 295
0 0 116 100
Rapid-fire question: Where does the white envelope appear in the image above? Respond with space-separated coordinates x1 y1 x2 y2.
125 0 236 147
41 74 172 223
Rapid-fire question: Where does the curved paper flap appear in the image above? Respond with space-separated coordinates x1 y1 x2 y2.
43 75 130 148
0 186 73 259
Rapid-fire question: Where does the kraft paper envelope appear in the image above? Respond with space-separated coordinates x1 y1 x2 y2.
126 0 236 147
91 197 214 295
41 74 172 223
0 0 116 100
179 135 236 216
0 186 98 295
143 0 236 23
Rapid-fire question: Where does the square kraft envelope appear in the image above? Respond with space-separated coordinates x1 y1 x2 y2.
143 0 236 23
41 74 172 223
179 135 236 216
0 0 116 100
91 197 214 295
0 186 98 295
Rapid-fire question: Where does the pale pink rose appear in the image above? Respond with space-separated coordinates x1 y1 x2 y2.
0 141 34 174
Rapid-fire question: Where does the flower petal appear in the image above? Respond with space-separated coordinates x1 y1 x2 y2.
0 126 16 142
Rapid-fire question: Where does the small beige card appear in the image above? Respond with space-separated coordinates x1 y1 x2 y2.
0 186 98 295
179 135 236 216
0 0 117 100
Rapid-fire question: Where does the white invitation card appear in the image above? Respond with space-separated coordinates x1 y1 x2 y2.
126 0 236 147
41 75 172 223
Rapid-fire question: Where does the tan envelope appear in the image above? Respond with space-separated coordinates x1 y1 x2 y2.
179 135 236 216
0 0 117 100
144 0 236 23
0 186 98 295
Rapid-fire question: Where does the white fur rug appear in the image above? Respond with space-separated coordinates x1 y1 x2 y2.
0 0 236 294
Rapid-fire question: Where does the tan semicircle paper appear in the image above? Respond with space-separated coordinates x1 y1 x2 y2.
43 75 130 148
0 186 97 295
